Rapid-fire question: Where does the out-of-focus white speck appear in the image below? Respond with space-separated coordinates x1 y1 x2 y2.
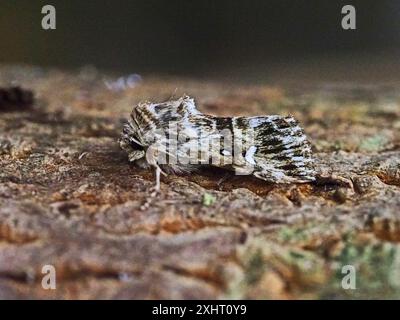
104 74 142 92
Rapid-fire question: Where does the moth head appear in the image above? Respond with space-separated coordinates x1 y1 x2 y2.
127 149 145 162
119 133 146 162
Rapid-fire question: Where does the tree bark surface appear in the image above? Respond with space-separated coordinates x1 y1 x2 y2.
0 65 399 299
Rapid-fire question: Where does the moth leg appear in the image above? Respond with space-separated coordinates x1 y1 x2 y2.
142 167 161 205
149 165 167 197
217 172 231 189
155 165 161 192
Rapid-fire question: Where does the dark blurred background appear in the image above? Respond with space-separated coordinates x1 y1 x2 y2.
1 0 400 81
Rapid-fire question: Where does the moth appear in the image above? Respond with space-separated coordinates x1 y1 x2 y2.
120 95 315 190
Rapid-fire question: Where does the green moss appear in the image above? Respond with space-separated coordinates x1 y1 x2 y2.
245 249 265 285
202 193 216 206
359 134 388 152
320 235 400 299
277 222 333 245
278 225 310 243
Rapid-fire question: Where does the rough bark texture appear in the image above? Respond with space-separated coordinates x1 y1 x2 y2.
0 65 400 299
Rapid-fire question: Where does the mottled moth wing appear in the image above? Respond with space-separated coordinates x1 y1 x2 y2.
233 116 315 183
174 114 315 183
